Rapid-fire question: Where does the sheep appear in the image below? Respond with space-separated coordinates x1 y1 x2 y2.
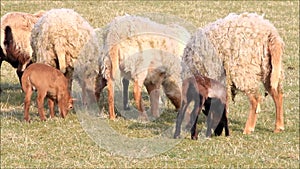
95 15 191 120
174 74 229 139
21 63 74 122
182 12 284 134
0 11 44 87
30 8 99 93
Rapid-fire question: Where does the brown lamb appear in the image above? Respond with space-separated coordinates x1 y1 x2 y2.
21 63 74 122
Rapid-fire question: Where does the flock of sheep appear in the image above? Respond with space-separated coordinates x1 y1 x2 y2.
0 8 285 139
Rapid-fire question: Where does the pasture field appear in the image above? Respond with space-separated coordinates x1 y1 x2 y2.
1 1 299 168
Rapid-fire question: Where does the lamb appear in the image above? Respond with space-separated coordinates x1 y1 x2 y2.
95 15 190 120
0 11 44 87
30 8 99 93
174 74 229 139
21 63 74 122
182 12 284 134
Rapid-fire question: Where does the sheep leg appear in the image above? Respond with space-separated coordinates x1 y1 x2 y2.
23 87 33 122
17 60 32 87
214 106 230 136
37 90 47 121
204 101 219 137
164 87 181 111
95 74 107 103
214 122 224 136
64 66 74 93
107 78 116 120
213 114 225 136
78 76 97 106
191 112 199 140
224 115 230 136
81 79 87 105
189 89 204 138
0 59 1 93
122 78 130 110
174 100 189 139
95 74 108 116
162 80 181 111
205 98 222 137
174 79 190 139
186 100 200 130
223 104 230 136
206 111 214 137
269 87 284 133
243 93 260 134
133 78 148 121
56 49 67 74
145 83 161 118
48 98 55 118
57 97 67 118
16 69 23 87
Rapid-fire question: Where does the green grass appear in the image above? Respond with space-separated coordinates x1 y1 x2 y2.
1 1 299 168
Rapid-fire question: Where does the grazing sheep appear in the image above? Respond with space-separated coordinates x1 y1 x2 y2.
95 15 190 120
174 74 229 139
30 8 99 92
183 12 284 134
0 11 44 86
21 63 74 122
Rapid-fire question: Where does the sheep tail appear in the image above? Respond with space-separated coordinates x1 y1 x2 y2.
268 32 284 90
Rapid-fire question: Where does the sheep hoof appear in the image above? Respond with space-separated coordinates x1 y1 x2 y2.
173 135 181 139
184 124 192 131
274 127 284 133
191 136 198 140
123 105 130 110
109 116 116 120
243 129 253 134
138 113 149 122
24 118 31 123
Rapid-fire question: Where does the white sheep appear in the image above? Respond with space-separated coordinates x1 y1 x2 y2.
183 12 284 134
95 15 191 120
0 11 44 87
30 8 99 93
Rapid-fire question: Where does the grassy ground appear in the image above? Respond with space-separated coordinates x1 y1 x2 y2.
1 1 299 168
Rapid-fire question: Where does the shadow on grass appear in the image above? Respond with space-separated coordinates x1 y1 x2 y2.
0 82 24 107
0 109 24 121
1 108 78 123
0 82 21 90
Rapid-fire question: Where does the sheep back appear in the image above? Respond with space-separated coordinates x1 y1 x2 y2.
184 12 284 93
31 8 96 74
0 11 44 69
99 15 191 87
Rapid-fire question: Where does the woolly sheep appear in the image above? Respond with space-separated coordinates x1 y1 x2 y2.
30 8 99 92
183 12 284 134
95 15 191 120
0 11 44 87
